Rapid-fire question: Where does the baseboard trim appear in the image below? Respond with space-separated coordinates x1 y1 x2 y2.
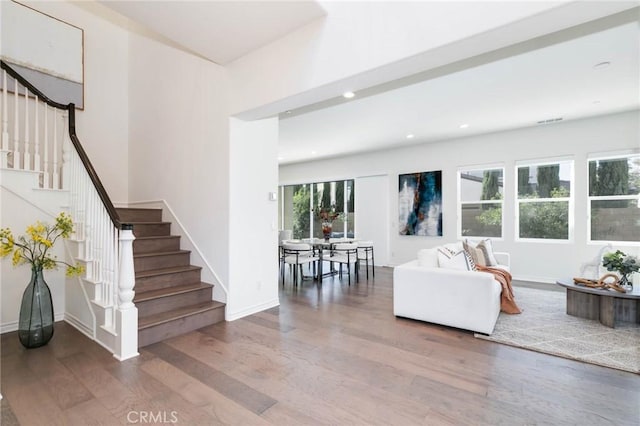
1 312 64 334
0 320 18 334
64 312 94 339
226 298 279 321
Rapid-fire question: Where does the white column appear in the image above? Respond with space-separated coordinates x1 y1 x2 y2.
114 226 138 361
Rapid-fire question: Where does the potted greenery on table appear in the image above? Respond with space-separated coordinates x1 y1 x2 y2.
602 250 639 292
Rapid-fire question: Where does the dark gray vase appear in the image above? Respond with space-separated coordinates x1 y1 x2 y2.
18 266 54 348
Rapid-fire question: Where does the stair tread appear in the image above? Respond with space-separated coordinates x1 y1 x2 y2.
135 235 180 240
135 282 213 303
127 221 172 225
134 250 190 259
139 301 225 330
136 265 202 279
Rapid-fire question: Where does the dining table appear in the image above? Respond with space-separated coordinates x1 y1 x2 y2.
282 238 358 283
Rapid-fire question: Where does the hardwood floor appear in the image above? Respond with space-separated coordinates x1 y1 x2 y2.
2 266 639 425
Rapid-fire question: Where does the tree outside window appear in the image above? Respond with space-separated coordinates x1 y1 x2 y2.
517 161 573 240
459 167 503 238
589 155 640 242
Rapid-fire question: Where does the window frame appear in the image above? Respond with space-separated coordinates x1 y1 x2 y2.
515 158 574 243
587 152 640 245
457 165 505 240
278 179 355 239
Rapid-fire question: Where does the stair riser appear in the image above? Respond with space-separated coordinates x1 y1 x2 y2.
116 208 163 223
132 223 171 237
135 253 190 272
133 237 181 254
137 287 213 318
135 269 202 293
138 306 225 347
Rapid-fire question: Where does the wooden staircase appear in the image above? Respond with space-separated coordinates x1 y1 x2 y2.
116 208 225 347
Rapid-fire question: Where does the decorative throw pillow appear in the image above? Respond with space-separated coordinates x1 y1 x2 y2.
463 239 486 267
437 247 474 271
417 248 439 268
463 249 477 271
477 239 498 266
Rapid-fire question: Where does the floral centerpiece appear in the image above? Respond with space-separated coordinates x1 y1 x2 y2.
0 212 84 348
315 204 345 241
602 250 638 290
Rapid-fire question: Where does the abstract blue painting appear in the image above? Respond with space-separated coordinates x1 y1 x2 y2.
398 171 443 236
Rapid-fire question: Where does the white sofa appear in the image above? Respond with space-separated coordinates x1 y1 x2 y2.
393 245 510 335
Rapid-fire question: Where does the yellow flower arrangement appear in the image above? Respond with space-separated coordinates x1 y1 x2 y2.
0 212 84 276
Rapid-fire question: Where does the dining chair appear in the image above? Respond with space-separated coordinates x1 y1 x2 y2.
281 243 319 286
329 242 359 285
357 240 375 279
278 229 293 244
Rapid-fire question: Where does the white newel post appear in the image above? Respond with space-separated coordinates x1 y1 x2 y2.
114 225 139 361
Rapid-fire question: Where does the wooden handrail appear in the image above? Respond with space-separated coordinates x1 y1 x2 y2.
1 60 123 228
1 61 69 110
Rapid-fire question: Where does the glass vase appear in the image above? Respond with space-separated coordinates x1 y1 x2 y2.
18 266 55 348
619 274 633 292
322 221 333 241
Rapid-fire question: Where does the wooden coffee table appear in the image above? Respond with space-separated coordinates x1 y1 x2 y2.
556 279 640 328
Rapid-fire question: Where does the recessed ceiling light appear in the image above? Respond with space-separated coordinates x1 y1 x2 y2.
278 156 284 161
342 91 355 99
593 61 611 70
592 100 601 105
406 134 415 139
459 123 469 129
311 151 317 155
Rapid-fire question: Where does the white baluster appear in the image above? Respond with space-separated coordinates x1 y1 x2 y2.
43 105 50 188
34 96 41 173
13 78 20 168
1 70 8 167
52 110 60 188
1 70 8 153
24 87 30 170
115 225 138 361
61 114 70 189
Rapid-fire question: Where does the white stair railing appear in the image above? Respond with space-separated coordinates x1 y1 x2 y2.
1 60 137 360
0 67 66 188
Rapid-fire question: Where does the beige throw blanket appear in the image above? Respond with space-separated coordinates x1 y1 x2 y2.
477 265 522 314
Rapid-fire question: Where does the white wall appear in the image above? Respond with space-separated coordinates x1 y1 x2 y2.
20 1 130 202
280 111 640 283
228 117 279 320
0 172 67 331
355 175 390 266
127 31 231 293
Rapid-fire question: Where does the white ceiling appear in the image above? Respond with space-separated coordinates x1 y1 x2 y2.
97 2 638 165
100 0 326 64
279 19 640 165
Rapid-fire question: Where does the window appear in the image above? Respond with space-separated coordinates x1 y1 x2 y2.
589 154 640 243
280 180 355 239
282 184 310 239
458 167 503 238
516 160 573 240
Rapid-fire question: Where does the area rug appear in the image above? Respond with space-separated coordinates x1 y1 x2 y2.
475 287 640 374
